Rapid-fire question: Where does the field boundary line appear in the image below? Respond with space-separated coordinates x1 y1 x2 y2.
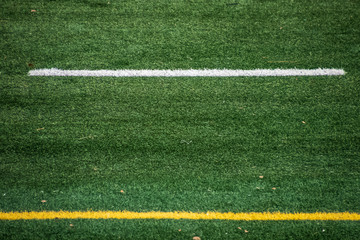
28 68 345 77
1 211 359 221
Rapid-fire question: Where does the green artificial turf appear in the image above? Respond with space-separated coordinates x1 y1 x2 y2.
1 220 360 240
1 76 359 213
1 0 360 239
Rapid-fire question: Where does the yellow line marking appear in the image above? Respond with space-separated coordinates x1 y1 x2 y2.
1 211 359 221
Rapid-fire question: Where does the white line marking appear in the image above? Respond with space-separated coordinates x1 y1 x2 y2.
28 68 345 77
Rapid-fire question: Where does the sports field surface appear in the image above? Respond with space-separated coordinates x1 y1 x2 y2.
1 0 359 239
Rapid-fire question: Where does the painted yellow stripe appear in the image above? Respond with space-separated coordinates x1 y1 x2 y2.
0 211 359 221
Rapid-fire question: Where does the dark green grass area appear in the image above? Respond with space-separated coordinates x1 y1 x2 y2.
1 76 359 213
1 0 359 73
1 219 360 240
1 0 360 239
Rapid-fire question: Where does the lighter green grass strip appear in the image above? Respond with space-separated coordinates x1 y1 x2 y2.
1 211 359 221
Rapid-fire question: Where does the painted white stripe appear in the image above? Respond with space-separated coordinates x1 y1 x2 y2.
28 68 345 77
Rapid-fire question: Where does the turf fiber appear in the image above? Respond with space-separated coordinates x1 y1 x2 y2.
1 0 359 239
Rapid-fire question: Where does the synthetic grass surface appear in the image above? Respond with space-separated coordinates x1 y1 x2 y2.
1 0 360 239
1 220 360 240
1 0 359 72
1 76 359 213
